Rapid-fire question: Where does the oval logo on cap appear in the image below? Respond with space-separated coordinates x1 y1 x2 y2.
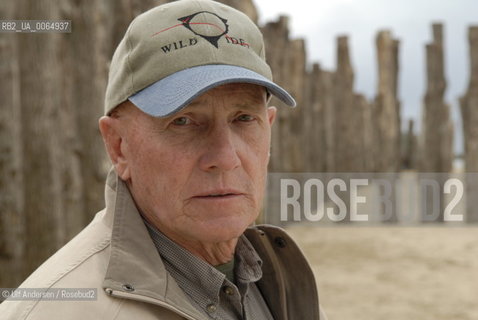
178 11 229 48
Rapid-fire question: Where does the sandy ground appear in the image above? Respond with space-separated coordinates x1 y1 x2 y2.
285 225 478 320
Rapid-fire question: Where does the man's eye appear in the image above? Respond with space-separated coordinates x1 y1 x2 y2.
172 117 191 126
236 114 255 122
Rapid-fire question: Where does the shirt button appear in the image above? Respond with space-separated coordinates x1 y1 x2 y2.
222 286 234 296
206 303 217 313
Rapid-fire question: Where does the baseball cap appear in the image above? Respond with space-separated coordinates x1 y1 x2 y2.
104 0 296 117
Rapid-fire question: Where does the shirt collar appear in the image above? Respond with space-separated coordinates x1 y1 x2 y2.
144 219 264 306
235 236 263 283
144 219 225 302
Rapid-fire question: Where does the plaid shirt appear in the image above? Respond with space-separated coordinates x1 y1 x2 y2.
144 220 274 320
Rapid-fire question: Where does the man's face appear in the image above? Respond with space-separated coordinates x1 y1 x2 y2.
109 83 276 244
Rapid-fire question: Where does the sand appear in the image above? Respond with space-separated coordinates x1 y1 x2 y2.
285 225 478 320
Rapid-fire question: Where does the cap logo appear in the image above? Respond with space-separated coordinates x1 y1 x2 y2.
178 11 228 48
152 11 250 51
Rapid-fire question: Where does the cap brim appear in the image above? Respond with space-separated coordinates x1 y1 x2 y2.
128 64 296 117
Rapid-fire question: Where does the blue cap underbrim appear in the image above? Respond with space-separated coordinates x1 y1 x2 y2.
128 64 296 117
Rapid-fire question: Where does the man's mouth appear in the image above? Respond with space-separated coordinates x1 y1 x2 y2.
193 190 244 199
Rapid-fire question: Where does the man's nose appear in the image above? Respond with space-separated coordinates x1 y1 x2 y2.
198 125 241 172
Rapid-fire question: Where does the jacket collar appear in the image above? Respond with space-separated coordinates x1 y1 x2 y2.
101 169 206 320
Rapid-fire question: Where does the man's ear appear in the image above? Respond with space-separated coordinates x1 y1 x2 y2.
267 106 277 126
98 116 131 180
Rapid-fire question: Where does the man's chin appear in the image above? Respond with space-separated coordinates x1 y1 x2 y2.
191 221 251 243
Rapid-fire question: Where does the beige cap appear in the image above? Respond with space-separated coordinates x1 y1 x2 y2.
104 0 295 117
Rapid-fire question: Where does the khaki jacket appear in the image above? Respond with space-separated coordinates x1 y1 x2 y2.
0 171 327 319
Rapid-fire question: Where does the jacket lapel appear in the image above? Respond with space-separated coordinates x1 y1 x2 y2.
102 170 206 320
245 225 321 320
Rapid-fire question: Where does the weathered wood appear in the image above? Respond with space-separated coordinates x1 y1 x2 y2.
0 0 26 288
332 35 360 172
460 26 478 222
321 70 335 173
420 24 453 173
14 0 62 274
261 16 304 172
419 24 453 222
356 94 375 172
402 119 418 170
304 64 326 172
284 38 308 172
374 31 401 172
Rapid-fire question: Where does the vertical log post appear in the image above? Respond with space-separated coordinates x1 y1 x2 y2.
460 26 478 222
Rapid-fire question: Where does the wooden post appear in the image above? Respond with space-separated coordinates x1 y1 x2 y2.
0 0 26 288
460 26 478 222
419 23 453 222
333 36 359 172
374 30 401 172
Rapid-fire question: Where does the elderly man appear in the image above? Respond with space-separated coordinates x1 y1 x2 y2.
1 0 326 319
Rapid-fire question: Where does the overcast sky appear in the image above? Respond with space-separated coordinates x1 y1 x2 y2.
254 0 478 153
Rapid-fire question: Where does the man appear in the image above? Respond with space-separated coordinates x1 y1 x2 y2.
0 0 326 319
